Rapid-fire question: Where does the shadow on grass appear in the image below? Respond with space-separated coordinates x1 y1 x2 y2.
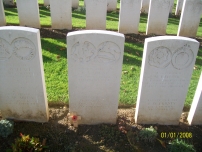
41 39 67 60
4 8 18 16
39 6 50 17
123 42 143 66
72 11 86 20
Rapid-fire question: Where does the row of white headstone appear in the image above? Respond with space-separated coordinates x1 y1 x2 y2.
0 0 201 38
142 0 185 16
0 26 201 125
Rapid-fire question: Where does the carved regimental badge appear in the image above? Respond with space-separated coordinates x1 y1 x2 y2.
12 38 36 61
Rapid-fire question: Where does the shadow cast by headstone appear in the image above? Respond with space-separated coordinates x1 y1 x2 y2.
41 38 67 59
4 8 18 17
72 11 86 20
39 6 51 17
195 48 202 66
106 12 119 21
123 42 143 66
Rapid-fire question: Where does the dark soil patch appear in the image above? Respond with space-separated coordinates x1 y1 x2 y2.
1 106 202 152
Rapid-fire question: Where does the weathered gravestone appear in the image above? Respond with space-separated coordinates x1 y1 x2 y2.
187 72 202 125
135 36 199 125
141 0 150 13
146 0 172 35
118 0 141 34
3 0 15 6
107 0 117 11
16 0 40 28
0 0 6 26
50 0 72 29
85 0 107 30
177 0 202 37
72 0 79 8
44 0 50 6
175 0 184 15
67 30 124 124
0 26 49 122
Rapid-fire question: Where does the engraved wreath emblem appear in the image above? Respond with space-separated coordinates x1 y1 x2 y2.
149 44 194 70
0 37 36 61
71 41 121 63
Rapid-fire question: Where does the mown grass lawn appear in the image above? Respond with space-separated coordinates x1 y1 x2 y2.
3 0 202 107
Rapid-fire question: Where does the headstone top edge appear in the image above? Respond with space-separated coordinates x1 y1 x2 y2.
0 26 39 33
67 30 125 38
145 36 199 44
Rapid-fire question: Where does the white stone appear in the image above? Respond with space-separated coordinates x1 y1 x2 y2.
118 0 141 34
67 30 125 124
135 36 199 125
141 0 150 13
16 0 40 28
187 72 202 125
0 0 6 26
85 0 107 30
44 0 50 6
3 0 14 6
175 0 184 15
177 0 202 37
107 0 117 11
146 0 172 35
0 26 49 122
50 0 72 29
72 0 79 8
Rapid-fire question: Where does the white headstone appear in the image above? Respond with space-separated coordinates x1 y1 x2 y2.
16 0 40 28
141 0 150 13
72 0 79 8
146 0 172 35
85 0 107 30
177 0 202 37
0 0 6 26
0 26 49 122
67 30 125 124
187 72 202 125
3 0 15 6
175 0 184 15
135 36 199 125
44 0 50 6
107 0 117 11
50 0 72 29
118 0 141 34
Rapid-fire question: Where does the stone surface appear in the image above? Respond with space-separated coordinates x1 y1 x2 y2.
118 0 141 34
107 0 117 11
72 0 79 8
67 30 124 124
135 36 199 125
187 72 202 125
0 26 49 122
177 0 202 37
0 0 6 26
141 0 150 13
85 0 107 30
44 0 50 6
3 0 14 6
146 0 172 35
175 0 184 15
16 0 40 28
50 0 72 29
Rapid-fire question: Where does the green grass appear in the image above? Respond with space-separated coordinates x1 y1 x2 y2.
3 0 202 106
